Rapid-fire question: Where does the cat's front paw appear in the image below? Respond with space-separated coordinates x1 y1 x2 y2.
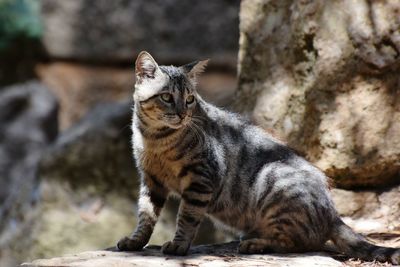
161 240 190 256
116 236 145 251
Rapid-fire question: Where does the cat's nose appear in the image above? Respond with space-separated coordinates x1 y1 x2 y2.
172 115 182 124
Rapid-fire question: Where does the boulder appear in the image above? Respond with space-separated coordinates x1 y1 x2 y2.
40 0 240 66
0 81 58 267
236 0 400 188
39 101 138 197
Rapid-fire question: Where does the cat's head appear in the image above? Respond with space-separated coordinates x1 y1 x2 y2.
133 51 208 129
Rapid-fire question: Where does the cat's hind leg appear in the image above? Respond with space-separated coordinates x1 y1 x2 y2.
238 228 299 254
238 218 326 254
238 238 273 254
238 235 296 254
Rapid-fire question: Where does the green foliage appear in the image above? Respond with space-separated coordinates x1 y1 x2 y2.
0 0 42 50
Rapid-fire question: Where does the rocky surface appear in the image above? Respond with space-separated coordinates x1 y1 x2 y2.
0 81 58 267
23 242 343 267
40 0 240 66
236 0 400 188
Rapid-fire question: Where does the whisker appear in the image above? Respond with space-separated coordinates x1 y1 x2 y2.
188 121 205 147
188 124 199 145
188 123 199 139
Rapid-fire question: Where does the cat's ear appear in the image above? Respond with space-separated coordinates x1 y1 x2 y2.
135 51 159 80
181 59 209 84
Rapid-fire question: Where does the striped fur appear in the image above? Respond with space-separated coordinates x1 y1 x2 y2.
117 51 400 263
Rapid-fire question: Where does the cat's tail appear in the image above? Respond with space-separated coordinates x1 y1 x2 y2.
330 218 400 264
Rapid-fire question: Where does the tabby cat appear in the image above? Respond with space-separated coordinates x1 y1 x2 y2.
117 51 400 264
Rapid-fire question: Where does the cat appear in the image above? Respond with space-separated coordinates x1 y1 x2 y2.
117 51 400 264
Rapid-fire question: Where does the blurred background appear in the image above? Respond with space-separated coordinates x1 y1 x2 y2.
0 0 400 266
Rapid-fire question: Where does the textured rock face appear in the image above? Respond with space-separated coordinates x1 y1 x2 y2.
0 81 58 267
40 0 240 66
332 186 400 233
23 242 343 267
236 0 400 188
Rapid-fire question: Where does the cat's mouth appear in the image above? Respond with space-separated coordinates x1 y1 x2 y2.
164 115 190 129
168 122 183 129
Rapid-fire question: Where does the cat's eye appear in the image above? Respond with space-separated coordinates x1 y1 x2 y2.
160 93 173 103
186 95 195 104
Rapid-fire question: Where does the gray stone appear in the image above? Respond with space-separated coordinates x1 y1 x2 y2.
20 101 142 261
1 101 140 266
41 0 240 66
0 80 58 225
39 101 138 198
0 81 58 267
236 0 400 187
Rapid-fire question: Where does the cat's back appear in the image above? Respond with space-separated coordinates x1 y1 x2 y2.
199 101 287 153
200 100 331 204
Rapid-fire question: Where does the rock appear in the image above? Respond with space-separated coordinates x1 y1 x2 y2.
1 101 140 265
332 186 400 233
0 81 58 267
0 80 58 218
39 101 138 198
22 242 343 267
37 63 237 130
20 101 142 261
40 0 240 66
236 0 400 188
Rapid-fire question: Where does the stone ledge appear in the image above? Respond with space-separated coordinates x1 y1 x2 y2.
22 242 343 267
